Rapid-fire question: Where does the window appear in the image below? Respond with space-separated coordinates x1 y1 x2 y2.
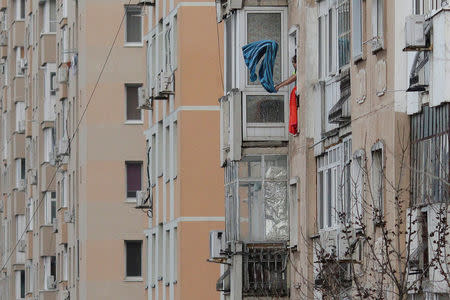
125 6 142 44
15 47 24 76
157 122 163 176
371 144 384 219
125 240 142 278
289 178 299 248
317 146 341 229
125 84 142 122
15 101 25 133
15 0 25 21
338 0 350 68
27 198 34 231
352 0 363 59
61 0 68 19
225 155 288 242
164 125 170 179
43 0 56 33
126 162 142 199
172 121 177 178
413 0 443 15
43 256 56 290
61 26 68 63
15 215 25 243
371 0 384 50
151 233 157 285
151 133 156 184
43 128 55 162
15 158 26 189
44 191 56 225
44 64 57 121
15 270 25 299
60 172 68 207
164 229 170 284
62 248 68 281
352 150 365 225
173 227 178 282
61 99 68 138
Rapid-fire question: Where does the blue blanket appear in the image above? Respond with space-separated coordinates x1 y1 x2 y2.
242 40 278 93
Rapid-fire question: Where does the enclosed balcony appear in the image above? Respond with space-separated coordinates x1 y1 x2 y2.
225 154 288 243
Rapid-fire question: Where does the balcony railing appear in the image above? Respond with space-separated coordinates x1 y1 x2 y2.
242 243 288 297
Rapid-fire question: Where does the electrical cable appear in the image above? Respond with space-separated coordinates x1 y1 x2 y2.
1 0 133 272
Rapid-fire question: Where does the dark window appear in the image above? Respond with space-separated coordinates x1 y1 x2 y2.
126 162 142 198
125 6 142 43
50 256 56 277
125 241 142 277
20 0 25 19
126 85 142 121
20 159 25 180
51 192 56 223
20 270 25 298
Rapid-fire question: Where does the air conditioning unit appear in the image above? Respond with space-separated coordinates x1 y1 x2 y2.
159 72 174 95
29 169 37 185
138 87 152 110
57 138 69 157
215 0 243 23
18 179 26 191
52 217 58 233
58 67 68 83
135 190 151 208
18 239 26 252
404 14 426 51
337 230 359 261
319 229 338 257
17 120 26 133
209 230 226 260
64 210 74 223
46 275 56 290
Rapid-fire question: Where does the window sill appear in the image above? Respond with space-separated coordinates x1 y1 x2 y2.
124 43 143 48
124 277 143 282
124 120 144 125
40 32 56 37
371 40 384 54
125 198 137 203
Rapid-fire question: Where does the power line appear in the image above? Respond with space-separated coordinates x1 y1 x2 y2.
1 0 133 272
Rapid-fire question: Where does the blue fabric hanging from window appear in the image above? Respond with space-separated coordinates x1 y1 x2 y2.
242 40 278 93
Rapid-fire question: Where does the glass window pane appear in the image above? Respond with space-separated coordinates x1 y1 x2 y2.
126 6 142 43
264 155 287 180
126 85 141 120
246 13 281 85
238 156 262 179
246 95 284 123
126 241 142 277
264 181 288 240
126 162 142 198
240 182 263 241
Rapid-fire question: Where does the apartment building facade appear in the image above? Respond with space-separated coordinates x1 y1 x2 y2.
139 0 225 300
213 0 449 299
0 0 148 299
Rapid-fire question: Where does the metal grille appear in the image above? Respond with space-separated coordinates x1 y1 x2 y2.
411 103 449 206
242 243 288 297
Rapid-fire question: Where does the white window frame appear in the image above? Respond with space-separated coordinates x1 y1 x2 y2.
15 0 25 21
352 0 363 61
43 256 55 290
61 25 69 63
44 191 56 225
61 171 68 208
43 128 54 162
289 177 299 248
317 139 353 231
413 0 443 15
238 7 288 91
124 5 143 46
288 25 298 80
15 158 25 189
371 141 384 219
124 84 144 124
43 0 57 33
44 64 56 121
15 270 25 299
164 125 170 182
371 0 384 51
15 101 25 132
27 198 34 231
124 240 143 280
15 47 24 77
352 149 365 226
62 248 68 281
172 121 178 179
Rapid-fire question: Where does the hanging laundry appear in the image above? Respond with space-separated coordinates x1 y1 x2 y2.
289 86 298 135
242 40 278 93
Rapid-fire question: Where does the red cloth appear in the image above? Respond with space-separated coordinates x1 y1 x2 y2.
289 86 298 135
